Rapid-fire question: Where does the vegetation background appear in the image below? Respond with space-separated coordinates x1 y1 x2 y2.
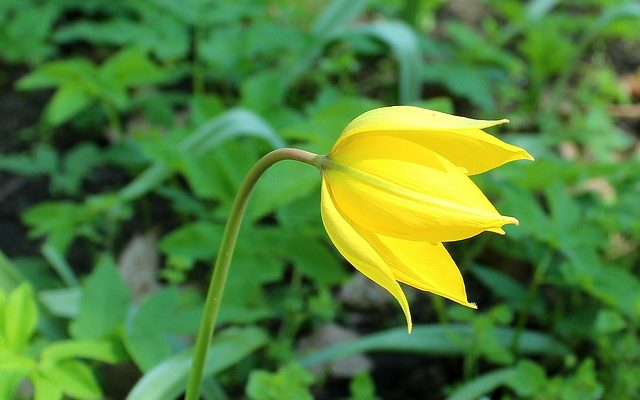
1 0 639 399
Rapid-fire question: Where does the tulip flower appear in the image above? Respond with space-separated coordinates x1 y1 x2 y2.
186 106 532 399
318 106 533 332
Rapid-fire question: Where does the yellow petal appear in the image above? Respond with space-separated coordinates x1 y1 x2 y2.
362 232 477 309
320 179 413 332
333 106 532 175
326 135 517 242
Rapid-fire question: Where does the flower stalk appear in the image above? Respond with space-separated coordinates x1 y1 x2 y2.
185 148 320 400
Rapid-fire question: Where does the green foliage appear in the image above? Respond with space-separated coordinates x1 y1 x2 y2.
246 363 314 400
0 284 124 400
2 0 639 398
70 256 130 339
17 47 170 127
347 372 381 400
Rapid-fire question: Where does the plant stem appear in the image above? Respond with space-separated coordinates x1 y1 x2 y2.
510 250 552 352
185 148 322 400
102 102 123 142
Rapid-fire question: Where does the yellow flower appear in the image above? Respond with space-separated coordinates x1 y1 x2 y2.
319 106 533 332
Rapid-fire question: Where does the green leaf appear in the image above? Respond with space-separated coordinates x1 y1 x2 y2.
39 288 80 318
181 108 285 155
311 0 367 38
70 256 130 339
0 372 23 400
507 360 548 397
3 283 38 353
119 109 284 202
22 201 88 254
247 161 319 221
40 360 102 400
45 84 93 125
590 266 640 320
594 310 626 334
32 373 63 400
299 324 568 367
448 368 517 400
16 59 98 90
52 144 103 195
0 3 59 64
0 144 58 177
124 287 181 371
246 363 314 400
240 71 286 114
40 339 128 365
41 244 78 287
348 372 380 400
348 21 423 103
126 327 268 400
279 229 347 285
281 96 381 152
0 251 24 293
423 63 495 111
159 222 223 262
469 265 543 314
217 249 284 324
99 47 168 87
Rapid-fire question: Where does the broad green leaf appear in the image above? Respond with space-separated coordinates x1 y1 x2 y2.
0 3 59 64
119 109 284 202
594 310 626 334
423 63 494 111
590 266 640 320
22 201 90 254
280 96 381 152
52 143 103 195
246 364 314 400
40 360 101 400
448 368 517 400
4 284 38 353
348 372 380 400
53 17 189 61
32 373 63 400
70 256 130 339
159 222 223 261
247 161 319 221
16 59 98 90
0 144 58 177
126 327 268 400
279 229 347 285
45 84 93 125
583 4 640 45
217 250 283 324
0 372 23 400
347 21 423 103
286 0 367 86
507 360 548 397
469 265 544 315
40 339 128 365
99 47 168 87
240 71 286 114
299 324 568 367
0 354 36 372
124 287 180 371
311 0 367 38
180 109 284 154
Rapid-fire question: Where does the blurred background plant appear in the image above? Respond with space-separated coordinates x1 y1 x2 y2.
1 0 639 399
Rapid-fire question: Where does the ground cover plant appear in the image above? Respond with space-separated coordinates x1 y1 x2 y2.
1 0 639 399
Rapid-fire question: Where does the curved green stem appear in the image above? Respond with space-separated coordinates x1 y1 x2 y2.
185 148 322 400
